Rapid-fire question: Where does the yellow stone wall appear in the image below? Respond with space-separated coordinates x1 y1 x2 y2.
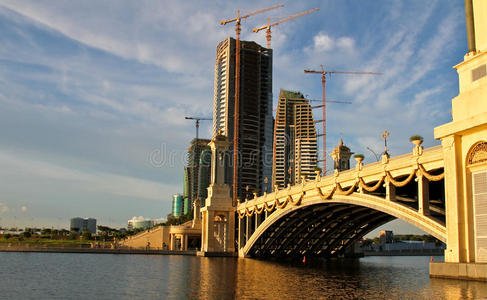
452 52 487 120
434 1 487 264
119 226 170 249
473 0 487 53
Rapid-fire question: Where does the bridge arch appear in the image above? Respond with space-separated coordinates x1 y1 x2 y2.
240 192 446 258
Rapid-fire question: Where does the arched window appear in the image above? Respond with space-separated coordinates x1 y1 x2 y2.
467 141 487 263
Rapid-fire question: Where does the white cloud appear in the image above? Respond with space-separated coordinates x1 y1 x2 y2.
314 33 334 51
306 32 355 53
0 150 176 202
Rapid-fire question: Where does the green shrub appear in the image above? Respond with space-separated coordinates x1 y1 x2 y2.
409 135 424 142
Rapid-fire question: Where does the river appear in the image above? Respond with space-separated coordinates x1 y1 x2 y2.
0 253 486 299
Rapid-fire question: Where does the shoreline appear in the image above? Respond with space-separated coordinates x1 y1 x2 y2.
0 246 196 255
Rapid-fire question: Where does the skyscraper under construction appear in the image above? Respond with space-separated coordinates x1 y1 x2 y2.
184 138 211 209
272 89 318 188
212 37 273 199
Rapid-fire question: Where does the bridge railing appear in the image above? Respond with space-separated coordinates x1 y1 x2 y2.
238 145 444 213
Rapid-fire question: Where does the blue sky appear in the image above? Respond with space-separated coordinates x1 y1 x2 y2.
0 1 466 232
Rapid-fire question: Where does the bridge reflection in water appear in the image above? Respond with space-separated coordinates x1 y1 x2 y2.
184 256 487 299
237 145 446 258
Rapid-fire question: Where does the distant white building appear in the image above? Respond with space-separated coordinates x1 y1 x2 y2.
127 216 164 230
70 217 96 234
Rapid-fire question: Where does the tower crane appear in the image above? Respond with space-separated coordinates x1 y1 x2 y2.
185 116 212 141
253 8 319 49
221 4 283 206
304 65 382 175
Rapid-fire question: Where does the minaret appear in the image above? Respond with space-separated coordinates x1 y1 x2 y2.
329 139 353 172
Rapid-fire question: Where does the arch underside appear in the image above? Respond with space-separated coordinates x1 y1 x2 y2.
242 169 447 258
248 203 395 258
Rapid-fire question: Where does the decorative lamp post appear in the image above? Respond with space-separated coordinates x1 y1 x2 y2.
382 130 390 157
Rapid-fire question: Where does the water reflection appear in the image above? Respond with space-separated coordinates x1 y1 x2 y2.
1 253 486 299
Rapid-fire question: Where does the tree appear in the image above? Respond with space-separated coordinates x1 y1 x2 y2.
81 230 92 240
69 232 79 240
41 228 52 235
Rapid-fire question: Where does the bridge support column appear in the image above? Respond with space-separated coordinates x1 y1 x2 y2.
385 179 396 201
245 215 250 244
418 174 430 216
238 217 245 250
255 213 261 231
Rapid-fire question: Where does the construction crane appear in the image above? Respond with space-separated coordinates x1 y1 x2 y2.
185 117 212 141
253 8 319 48
304 65 382 175
221 4 283 206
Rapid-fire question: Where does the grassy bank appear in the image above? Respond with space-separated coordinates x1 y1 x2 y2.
0 237 92 248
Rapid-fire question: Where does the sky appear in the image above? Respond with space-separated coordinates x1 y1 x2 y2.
0 1 466 232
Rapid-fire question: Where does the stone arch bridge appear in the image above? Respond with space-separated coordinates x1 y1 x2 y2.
236 145 445 258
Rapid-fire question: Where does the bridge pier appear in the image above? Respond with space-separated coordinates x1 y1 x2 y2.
198 134 236 257
431 0 487 281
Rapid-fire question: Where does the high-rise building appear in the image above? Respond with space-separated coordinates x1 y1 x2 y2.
70 217 97 234
212 37 273 199
272 90 318 188
185 138 211 205
172 194 184 217
197 147 212 207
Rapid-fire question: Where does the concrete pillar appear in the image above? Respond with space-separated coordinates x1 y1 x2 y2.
255 213 261 231
238 217 244 249
170 234 175 251
184 235 188 251
418 174 430 216
206 211 214 252
245 215 250 244
223 218 228 252
441 135 465 263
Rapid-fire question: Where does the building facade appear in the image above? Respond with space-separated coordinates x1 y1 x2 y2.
70 217 96 234
329 139 353 172
185 138 211 204
212 37 273 198
127 217 164 230
272 90 318 188
172 194 184 217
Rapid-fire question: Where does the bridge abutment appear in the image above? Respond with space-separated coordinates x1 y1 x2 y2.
432 0 487 281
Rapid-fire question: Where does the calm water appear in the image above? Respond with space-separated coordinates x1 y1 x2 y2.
0 253 486 299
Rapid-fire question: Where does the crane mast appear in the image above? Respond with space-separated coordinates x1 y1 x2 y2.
304 65 382 175
185 116 212 141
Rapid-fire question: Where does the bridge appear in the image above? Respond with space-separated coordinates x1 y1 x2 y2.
236 145 445 258
198 1 487 281
116 1 486 281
